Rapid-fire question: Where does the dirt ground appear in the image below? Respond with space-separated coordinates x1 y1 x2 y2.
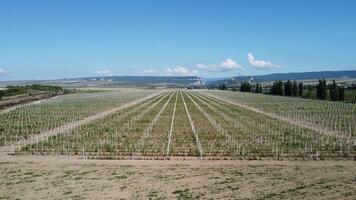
1 154 355 200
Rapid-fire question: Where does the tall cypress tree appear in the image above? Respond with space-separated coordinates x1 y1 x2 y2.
271 81 277 95
316 79 327 100
240 82 251 92
298 82 303 97
292 80 298 96
339 86 345 101
284 80 293 96
329 80 339 101
277 81 284 96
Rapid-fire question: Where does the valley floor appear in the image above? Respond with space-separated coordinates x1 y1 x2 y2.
1 154 355 200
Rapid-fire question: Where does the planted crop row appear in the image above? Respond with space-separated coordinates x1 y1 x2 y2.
0 89 156 147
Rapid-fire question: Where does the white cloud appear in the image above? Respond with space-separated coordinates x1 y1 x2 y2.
247 53 283 69
96 70 113 76
219 58 243 71
165 66 198 76
0 68 6 75
195 58 244 72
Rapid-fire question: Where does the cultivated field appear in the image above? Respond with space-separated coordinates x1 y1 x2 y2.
0 88 355 199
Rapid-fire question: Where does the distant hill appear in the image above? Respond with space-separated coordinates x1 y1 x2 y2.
0 76 204 87
209 70 356 86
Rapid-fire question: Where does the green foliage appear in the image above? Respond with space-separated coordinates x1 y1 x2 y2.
284 80 293 96
218 84 227 90
271 81 284 96
316 79 327 100
292 80 298 97
3 84 63 97
329 80 339 101
240 82 252 92
255 83 263 93
339 87 345 101
298 82 303 97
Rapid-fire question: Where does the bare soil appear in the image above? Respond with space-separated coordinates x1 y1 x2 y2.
1 154 355 199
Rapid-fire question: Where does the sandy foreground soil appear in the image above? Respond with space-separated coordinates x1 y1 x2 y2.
0 154 355 200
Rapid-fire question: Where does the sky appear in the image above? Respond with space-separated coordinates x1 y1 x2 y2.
1 0 356 81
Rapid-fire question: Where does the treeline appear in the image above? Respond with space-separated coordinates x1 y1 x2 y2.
270 79 345 101
270 80 302 97
0 84 65 100
218 82 263 93
217 79 346 102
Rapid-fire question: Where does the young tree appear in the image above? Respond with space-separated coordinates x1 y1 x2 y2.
298 82 303 97
284 80 293 96
316 79 327 100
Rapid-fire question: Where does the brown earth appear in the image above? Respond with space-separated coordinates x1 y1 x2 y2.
0 154 355 200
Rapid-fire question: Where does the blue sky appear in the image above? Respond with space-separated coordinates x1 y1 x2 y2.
1 0 356 81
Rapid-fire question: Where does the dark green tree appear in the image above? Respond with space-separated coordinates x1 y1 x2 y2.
329 80 339 101
0 90 3 100
339 86 345 101
316 79 327 100
271 81 284 96
298 82 303 97
240 82 252 92
255 83 262 93
218 84 227 90
284 80 293 96
292 80 298 96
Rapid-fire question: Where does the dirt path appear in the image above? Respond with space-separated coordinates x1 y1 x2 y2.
0 91 163 154
181 91 204 159
166 90 178 156
1 153 355 200
200 91 347 139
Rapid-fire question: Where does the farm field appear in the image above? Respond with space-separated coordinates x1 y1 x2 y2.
1 88 355 199
0 88 352 160
0 88 158 149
